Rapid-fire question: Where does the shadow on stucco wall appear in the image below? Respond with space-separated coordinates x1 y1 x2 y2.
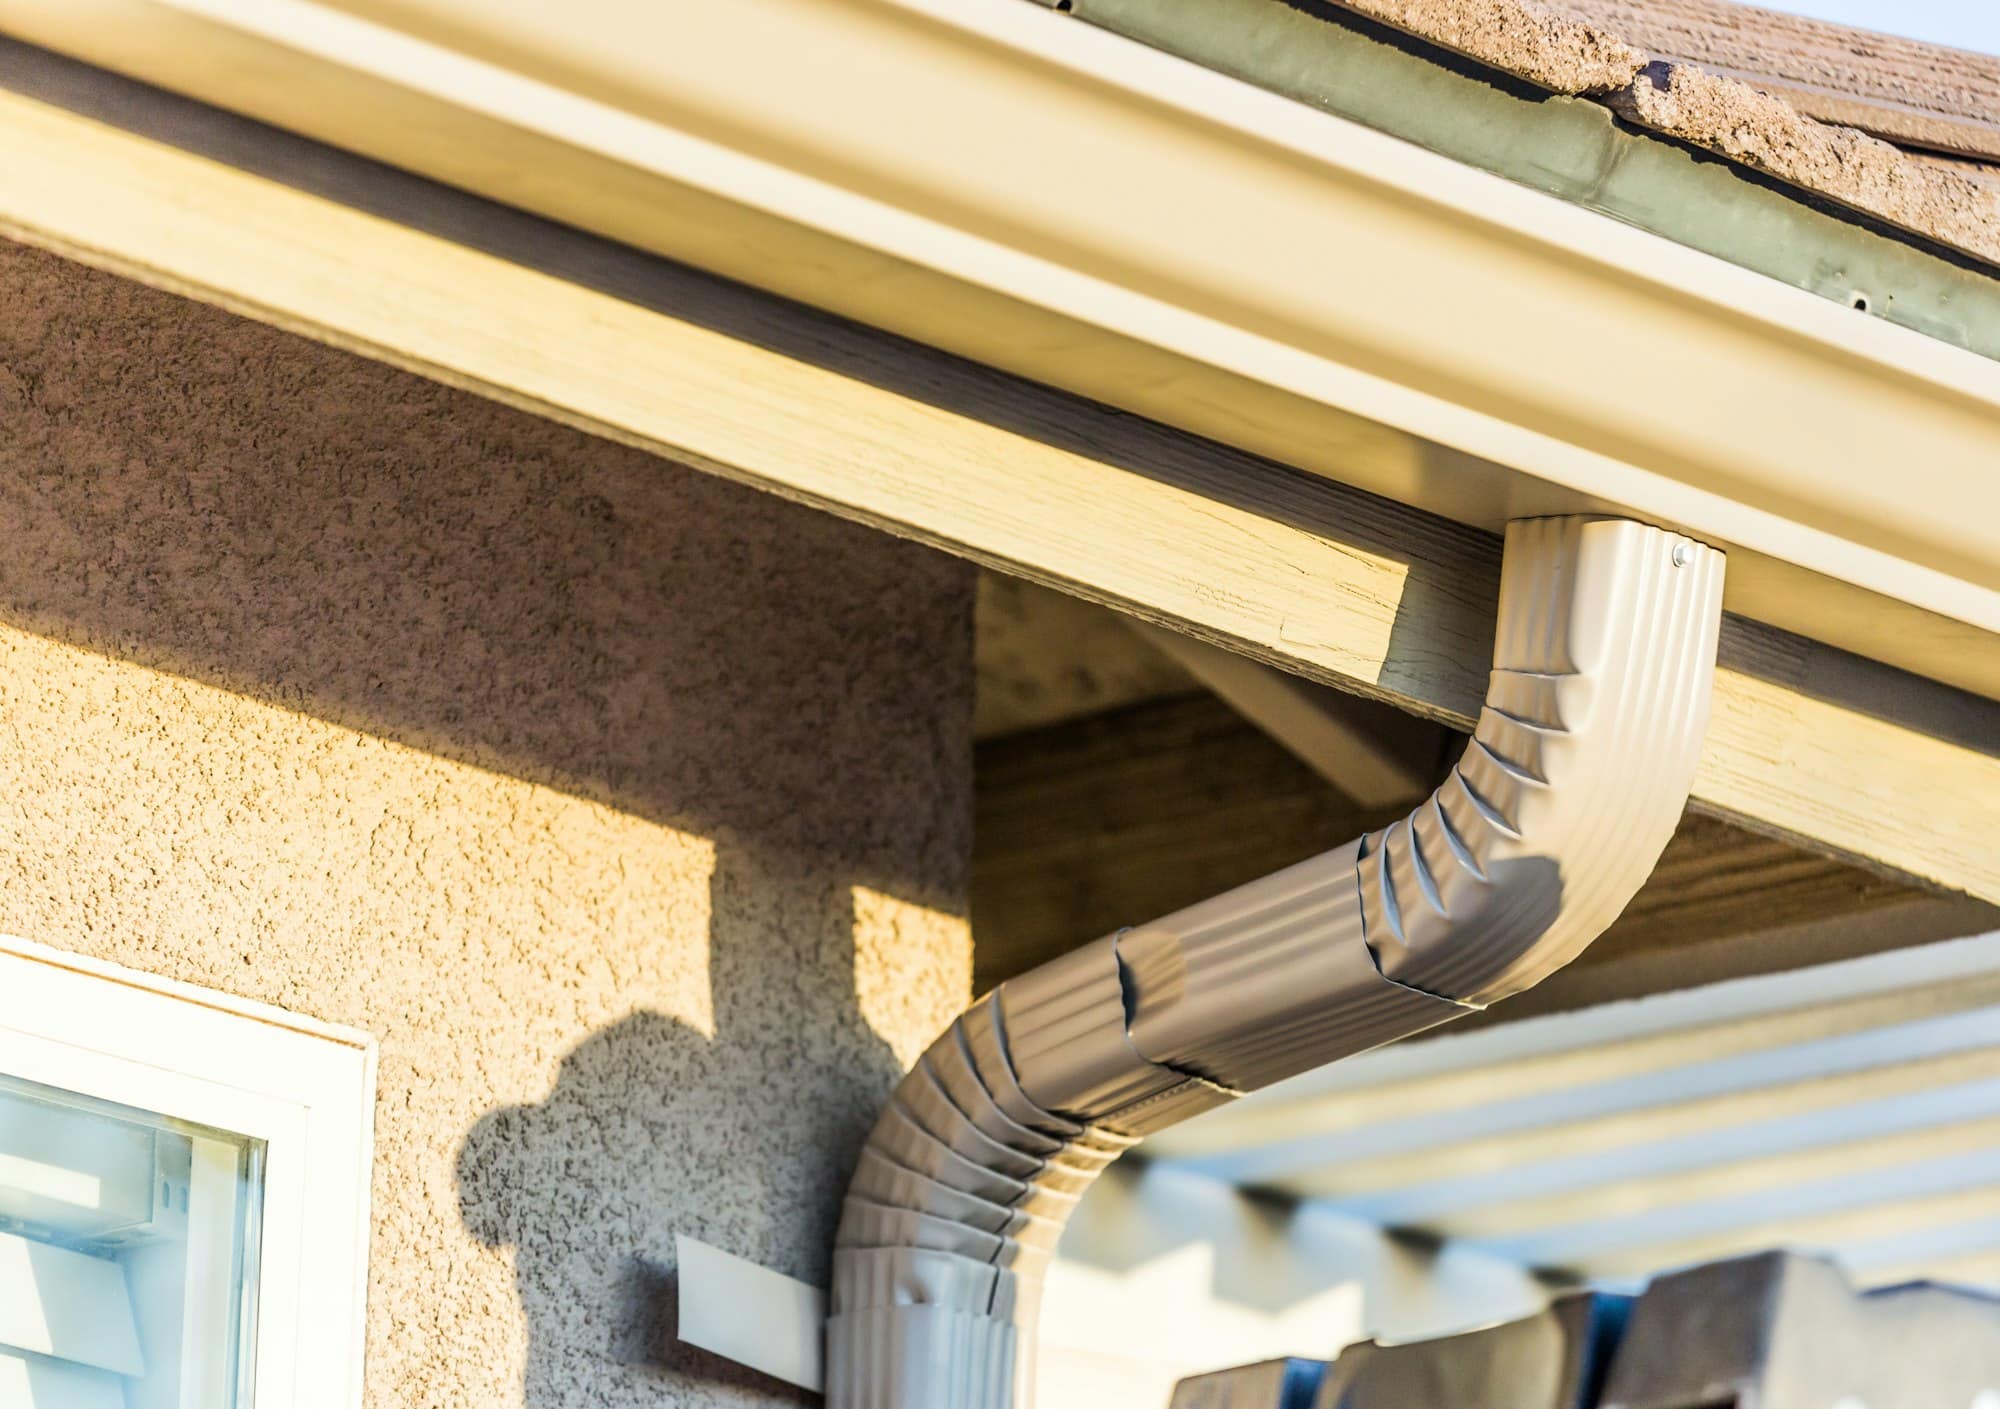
0 235 974 1404
456 855 901 1406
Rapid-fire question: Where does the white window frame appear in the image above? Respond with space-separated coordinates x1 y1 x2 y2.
0 934 376 1409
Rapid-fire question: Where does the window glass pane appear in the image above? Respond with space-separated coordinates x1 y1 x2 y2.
0 1073 264 1409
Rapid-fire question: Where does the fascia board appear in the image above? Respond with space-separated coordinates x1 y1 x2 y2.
0 49 1990 900
0 0 1997 698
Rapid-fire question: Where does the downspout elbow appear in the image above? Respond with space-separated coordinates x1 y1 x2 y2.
1355 516 1726 1007
829 517 1725 1408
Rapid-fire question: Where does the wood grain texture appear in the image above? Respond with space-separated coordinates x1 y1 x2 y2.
1590 812 1913 967
971 695 1408 989
1131 619 1447 809
971 697 1927 991
0 71 1991 900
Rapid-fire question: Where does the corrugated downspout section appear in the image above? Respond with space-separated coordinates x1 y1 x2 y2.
829 517 1725 1409
1359 516 1724 1006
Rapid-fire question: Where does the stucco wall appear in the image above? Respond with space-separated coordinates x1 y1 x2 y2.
0 241 976 1406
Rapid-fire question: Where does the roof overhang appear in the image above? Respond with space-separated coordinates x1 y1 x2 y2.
2 0 1998 701
0 4 1991 904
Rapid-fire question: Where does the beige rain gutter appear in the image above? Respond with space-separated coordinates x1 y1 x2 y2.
830 516 1725 1406
0 9 1892 1393
0 0 1995 700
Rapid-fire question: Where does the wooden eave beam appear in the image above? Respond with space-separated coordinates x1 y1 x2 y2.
0 58 1992 902
1129 620 1447 809
970 695 1970 993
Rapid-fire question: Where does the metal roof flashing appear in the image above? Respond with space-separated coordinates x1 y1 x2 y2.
1059 0 2000 362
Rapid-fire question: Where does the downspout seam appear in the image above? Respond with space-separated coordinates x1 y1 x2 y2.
829 515 1725 1408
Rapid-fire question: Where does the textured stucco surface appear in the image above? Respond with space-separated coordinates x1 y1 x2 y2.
0 239 976 1406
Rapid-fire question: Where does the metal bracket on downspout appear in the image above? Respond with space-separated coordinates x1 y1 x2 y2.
827 516 1725 1409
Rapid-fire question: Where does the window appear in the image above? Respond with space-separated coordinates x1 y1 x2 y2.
0 937 374 1409
0 1074 263 1408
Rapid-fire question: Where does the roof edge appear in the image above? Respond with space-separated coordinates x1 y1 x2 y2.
3 0 1996 696
1320 0 1647 93
1326 0 2000 269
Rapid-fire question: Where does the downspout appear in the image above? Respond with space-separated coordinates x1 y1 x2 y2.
828 516 1725 1408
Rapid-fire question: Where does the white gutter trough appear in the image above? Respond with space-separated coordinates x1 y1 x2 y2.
0 0 1993 699
829 516 1726 1406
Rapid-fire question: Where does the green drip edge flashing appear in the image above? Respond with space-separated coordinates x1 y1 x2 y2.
1063 0 2000 364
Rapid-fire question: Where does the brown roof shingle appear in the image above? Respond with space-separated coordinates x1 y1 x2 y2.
1556 0 2000 161
1327 0 2000 268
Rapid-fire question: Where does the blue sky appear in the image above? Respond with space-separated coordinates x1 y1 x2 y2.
1752 0 2000 53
